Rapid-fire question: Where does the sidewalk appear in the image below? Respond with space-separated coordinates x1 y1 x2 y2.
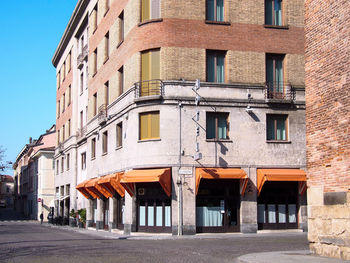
236 250 350 263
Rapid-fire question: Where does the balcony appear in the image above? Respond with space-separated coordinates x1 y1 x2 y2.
135 79 163 99
77 126 87 140
58 143 64 153
98 104 108 126
265 82 295 102
77 44 88 69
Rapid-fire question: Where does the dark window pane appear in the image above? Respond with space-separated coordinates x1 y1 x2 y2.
206 114 216 139
207 53 215 82
206 0 215 21
218 115 227 139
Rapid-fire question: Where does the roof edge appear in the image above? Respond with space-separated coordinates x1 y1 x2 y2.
52 0 90 67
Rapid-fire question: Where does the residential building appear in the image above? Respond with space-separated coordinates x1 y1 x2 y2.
305 0 350 260
53 0 305 235
0 175 14 207
13 126 56 221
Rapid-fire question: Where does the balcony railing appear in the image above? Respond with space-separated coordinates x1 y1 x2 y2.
98 104 108 126
265 82 295 101
77 126 87 140
135 79 163 98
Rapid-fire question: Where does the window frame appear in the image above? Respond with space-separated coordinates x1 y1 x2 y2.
116 122 123 148
102 131 108 155
91 138 96 159
206 50 226 83
265 0 283 26
266 114 288 141
81 152 87 170
139 111 160 141
206 0 224 22
66 153 70 171
206 112 230 141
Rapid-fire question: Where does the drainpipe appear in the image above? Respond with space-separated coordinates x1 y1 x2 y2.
177 101 183 236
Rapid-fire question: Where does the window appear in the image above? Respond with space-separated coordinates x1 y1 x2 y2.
61 157 64 173
206 0 224 22
80 72 84 94
104 81 109 106
80 35 84 53
62 62 66 80
105 0 110 13
57 73 60 89
118 66 124 96
266 54 284 98
207 50 225 83
118 11 124 44
92 4 98 32
266 114 288 141
67 51 71 72
93 93 97 116
57 101 60 118
141 0 160 22
116 122 123 147
81 152 86 170
265 0 282 26
62 124 65 141
66 154 70 170
57 130 60 144
102 131 108 154
91 138 96 159
93 49 97 75
62 93 66 111
56 160 59 174
68 119 71 137
141 49 160 96
68 85 71 105
80 111 84 129
139 111 160 140
104 32 109 62
206 112 229 140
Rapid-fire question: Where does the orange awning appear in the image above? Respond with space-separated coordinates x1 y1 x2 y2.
196 168 248 196
257 169 307 196
85 177 111 199
76 180 93 199
97 172 125 197
120 168 171 197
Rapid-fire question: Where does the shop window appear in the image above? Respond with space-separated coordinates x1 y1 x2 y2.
206 0 224 22
265 0 282 26
206 112 229 140
266 114 288 141
116 122 123 148
102 131 108 154
139 111 160 140
206 50 225 83
91 138 96 159
141 49 160 96
141 0 160 22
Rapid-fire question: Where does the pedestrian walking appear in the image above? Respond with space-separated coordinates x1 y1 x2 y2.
40 212 43 224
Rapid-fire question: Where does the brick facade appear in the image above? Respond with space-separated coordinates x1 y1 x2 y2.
305 0 350 260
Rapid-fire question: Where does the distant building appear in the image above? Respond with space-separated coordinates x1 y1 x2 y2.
53 0 306 234
305 0 350 260
0 175 14 207
13 125 56 221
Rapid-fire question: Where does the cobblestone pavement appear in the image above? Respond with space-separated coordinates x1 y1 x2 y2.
0 219 310 263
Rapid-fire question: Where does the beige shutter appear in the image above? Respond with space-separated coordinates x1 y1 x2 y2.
142 0 150 21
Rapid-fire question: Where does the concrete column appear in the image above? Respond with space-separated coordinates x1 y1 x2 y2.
124 192 136 235
172 167 196 235
86 199 93 227
96 198 104 230
109 197 117 230
240 167 258 233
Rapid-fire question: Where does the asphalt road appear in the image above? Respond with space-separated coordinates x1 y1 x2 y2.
0 208 309 263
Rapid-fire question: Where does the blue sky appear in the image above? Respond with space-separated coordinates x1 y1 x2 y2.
0 1 77 175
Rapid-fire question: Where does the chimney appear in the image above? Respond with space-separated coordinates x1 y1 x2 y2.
29 137 32 144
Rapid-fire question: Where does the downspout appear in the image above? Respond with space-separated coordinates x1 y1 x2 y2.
178 101 183 236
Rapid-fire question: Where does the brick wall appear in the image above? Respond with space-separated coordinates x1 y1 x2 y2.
305 0 350 260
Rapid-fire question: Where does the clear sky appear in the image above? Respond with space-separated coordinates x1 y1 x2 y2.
0 1 78 175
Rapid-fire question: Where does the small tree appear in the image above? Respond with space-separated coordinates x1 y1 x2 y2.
0 146 11 175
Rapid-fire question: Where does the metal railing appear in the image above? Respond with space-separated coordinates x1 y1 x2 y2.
98 104 108 125
135 79 163 98
265 82 295 101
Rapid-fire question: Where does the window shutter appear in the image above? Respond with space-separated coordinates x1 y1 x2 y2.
151 112 160 138
140 113 149 140
142 0 150 21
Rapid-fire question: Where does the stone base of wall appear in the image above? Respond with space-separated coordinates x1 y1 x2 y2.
308 190 350 260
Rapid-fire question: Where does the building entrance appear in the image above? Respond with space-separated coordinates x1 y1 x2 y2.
196 179 240 233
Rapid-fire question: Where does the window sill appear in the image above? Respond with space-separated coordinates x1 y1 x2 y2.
205 20 231 26
92 72 97 78
104 8 109 17
102 152 108 156
115 146 122 151
91 157 96 161
117 40 124 49
266 140 291 144
263 24 289 30
103 57 109 65
138 18 163 27
206 139 232 143
138 138 161 143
